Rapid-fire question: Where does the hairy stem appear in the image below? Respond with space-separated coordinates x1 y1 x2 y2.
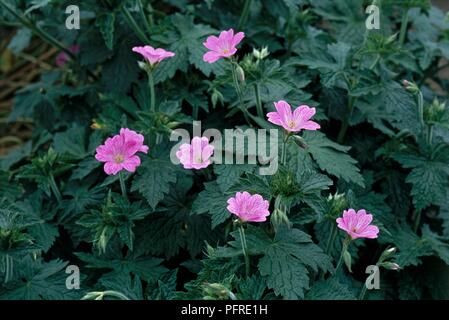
399 9 409 46
119 171 127 200
148 71 156 112
238 0 253 30
337 96 355 144
254 84 263 118
121 5 151 44
137 0 152 37
238 225 250 277
48 173 62 203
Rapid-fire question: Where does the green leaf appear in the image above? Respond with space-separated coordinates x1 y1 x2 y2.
96 13 115 50
305 277 356 300
393 147 449 210
303 131 365 187
191 181 232 228
131 158 177 209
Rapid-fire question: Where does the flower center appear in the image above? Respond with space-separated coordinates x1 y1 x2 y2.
352 227 358 233
288 120 296 128
194 155 203 163
114 154 125 164
222 48 230 54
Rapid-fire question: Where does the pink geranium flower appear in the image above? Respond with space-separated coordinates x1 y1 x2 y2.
95 128 149 175
267 100 320 132
132 45 175 66
55 44 80 67
336 209 379 240
176 137 214 170
227 192 270 223
203 28 245 63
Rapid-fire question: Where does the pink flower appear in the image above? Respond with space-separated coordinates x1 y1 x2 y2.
176 137 214 170
55 44 80 67
132 45 175 66
227 192 270 223
336 209 379 240
95 128 149 175
203 28 245 63
267 100 320 132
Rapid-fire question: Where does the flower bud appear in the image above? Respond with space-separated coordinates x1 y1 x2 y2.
211 89 224 108
236 65 245 83
343 250 353 273
253 47 269 60
380 262 401 270
326 192 348 218
379 247 397 262
271 208 291 231
402 80 419 93
291 135 308 149
90 119 104 130
202 283 235 300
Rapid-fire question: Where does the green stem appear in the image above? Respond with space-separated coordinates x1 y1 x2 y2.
148 71 156 112
121 5 151 44
413 209 422 233
238 225 250 277
427 125 433 146
281 132 290 166
335 238 349 274
254 84 263 118
137 0 152 37
119 171 127 200
102 290 130 300
417 91 424 128
4 255 13 283
0 0 74 59
230 62 251 125
399 9 409 46
193 105 199 120
238 0 253 30
48 173 62 203
325 223 337 255
335 251 344 274
337 96 355 144
359 283 368 300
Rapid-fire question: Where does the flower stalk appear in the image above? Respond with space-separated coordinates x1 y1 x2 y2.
119 171 127 200
147 70 156 113
254 83 263 118
48 173 62 203
121 5 151 44
238 0 253 30
238 225 250 277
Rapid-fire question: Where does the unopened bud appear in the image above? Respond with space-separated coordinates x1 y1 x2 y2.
291 135 308 149
236 65 245 82
211 89 224 108
343 250 352 273
379 247 397 262
202 283 234 300
253 47 269 60
380 262 400 270
271 208 290 231
402 80 419 93
90 119 103 130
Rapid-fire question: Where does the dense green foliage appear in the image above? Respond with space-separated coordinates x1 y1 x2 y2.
1 0 449 300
